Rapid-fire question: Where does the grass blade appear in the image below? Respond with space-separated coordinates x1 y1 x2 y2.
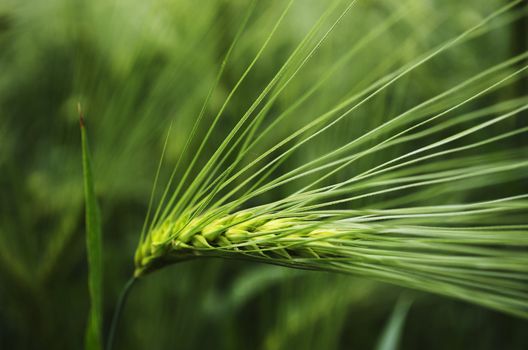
375 296 412 350
80 105 103 350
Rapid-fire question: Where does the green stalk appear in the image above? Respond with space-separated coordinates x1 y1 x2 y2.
106 277 137 350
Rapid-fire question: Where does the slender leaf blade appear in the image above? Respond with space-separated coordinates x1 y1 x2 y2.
80 109 103 350
376 296 413 350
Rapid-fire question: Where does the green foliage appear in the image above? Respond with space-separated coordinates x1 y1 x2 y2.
376 296 412 350
80 110 103 350
0 0 527 349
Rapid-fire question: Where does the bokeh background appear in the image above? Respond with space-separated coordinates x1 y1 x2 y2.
0 0 527 349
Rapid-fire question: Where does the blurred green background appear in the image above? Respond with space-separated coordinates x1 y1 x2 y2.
0 0 527 349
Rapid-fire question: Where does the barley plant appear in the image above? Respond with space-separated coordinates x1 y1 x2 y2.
0 0 527 349
135 0 528 316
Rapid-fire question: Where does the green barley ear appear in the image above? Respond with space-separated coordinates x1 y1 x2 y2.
135 0 528 319
80 104 103 350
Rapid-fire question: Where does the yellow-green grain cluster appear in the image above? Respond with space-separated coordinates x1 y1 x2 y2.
135 211 342 277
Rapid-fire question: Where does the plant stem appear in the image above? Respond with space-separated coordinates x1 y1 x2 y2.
106 277 137 350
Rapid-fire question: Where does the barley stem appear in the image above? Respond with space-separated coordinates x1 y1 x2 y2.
106 277 137 350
